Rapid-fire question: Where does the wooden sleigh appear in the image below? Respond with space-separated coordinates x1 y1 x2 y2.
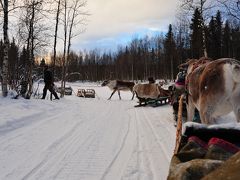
168 95 240 180
134 85 171 107
77 89 95 98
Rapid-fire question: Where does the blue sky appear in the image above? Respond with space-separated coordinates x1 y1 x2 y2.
71 0 178 52
72 27 164 52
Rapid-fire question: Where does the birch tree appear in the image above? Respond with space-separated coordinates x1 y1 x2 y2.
0 0 12 97
60 0 87 97
50 0 61 100
18 0 51 98
52 0 61 76
65 0 87 86
60 0 67 97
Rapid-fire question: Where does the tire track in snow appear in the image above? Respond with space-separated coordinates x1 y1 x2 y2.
147 106 176 157
104 105 156 180
100 104 135 180
101 104 174 180
151 106 176 135
0 91 175 180
20 100 124 180
56 101 132 180
0 112 67 152
20 102 114 180
0 103 73 150
141 108 173 162
120 105 174 180
59 105 116 179
135 108 155 180
138 106 175 179
20 121 86 180
1 99 112 180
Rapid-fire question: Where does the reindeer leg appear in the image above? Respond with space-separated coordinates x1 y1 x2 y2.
131 90 135 100
233 107 240 123
200 105 215 124
232 94 240 123
233 104 240 123
118 90 121 100
199 96 218 124
187 97 195 122
108 89 117 100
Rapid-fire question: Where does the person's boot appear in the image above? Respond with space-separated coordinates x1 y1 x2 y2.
53 94 60 100
42 89 47 99
53 91 60 100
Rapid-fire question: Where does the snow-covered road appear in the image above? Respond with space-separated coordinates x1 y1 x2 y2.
0 83 176 180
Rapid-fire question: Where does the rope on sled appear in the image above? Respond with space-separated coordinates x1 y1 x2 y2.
174 94 184 154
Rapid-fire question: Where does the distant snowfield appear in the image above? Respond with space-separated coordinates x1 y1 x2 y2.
0 82 236 180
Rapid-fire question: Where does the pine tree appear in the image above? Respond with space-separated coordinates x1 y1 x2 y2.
19 46 27 69
8 38 19 89
231 27 240 59
207 16 216 58
207 11 223 59
190 8 204 58
215 11 222 58
222 20 231 57
164 24 177 79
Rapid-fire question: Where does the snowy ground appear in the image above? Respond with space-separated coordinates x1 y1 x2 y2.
0 82 177 180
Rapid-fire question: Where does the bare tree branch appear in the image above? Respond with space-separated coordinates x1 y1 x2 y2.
217 0 240 21
0 0 4 9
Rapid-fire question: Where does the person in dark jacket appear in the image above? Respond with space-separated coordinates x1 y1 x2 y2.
41 65 59 100
148 77 155 84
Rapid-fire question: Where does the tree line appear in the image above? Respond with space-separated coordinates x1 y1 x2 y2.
50 10 240 81
0 0 240 97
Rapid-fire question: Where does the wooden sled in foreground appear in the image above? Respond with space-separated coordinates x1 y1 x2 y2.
167 95 240 180
77 89 95 98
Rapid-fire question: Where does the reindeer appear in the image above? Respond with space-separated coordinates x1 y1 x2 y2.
179 57 240 124
101 80 135 100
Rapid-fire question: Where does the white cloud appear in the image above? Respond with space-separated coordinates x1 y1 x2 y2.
71 0 178 51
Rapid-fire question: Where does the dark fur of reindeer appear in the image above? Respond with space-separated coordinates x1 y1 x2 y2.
101 80 135 100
